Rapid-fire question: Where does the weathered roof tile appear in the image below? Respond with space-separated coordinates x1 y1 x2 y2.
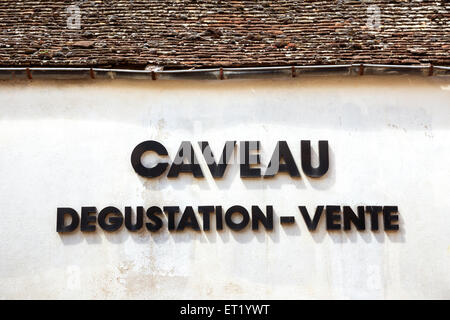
0 1 448 69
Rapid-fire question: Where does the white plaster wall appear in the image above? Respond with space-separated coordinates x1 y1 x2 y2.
0 76 449 299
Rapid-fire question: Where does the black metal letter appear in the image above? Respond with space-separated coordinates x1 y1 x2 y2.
240 141 261 178
177 206 200 231
299 206 324 231
343 206 366 230
199 141 236 178
81 207 97 232
383 206 399 231
131 141 169 178
56 207 80 233
167 142 204 178
215 206 223 231
326 205 341 230
264 141 300 178
98 206 123 232
225 205 250 231
366 206 382 231
198 206 215 231
163 206 180 231
301 140 329 178
125 206 144 231
146 206 163 232
251 205 273 230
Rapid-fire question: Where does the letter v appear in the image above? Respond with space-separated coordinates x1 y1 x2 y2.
299 206 324 230
199 141 236 178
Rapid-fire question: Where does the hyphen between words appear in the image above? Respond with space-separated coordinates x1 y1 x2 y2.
56 140 400 233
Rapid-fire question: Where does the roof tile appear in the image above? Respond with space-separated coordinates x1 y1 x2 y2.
0 1 448 68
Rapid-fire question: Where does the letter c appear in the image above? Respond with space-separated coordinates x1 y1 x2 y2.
131 141 169 178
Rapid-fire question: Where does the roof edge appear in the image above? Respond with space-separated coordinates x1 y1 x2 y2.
0 64 449 81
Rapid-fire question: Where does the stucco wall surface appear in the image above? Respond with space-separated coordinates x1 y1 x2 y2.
0 76 449 299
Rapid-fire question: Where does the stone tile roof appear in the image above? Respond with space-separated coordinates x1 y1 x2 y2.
0 1 448 69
